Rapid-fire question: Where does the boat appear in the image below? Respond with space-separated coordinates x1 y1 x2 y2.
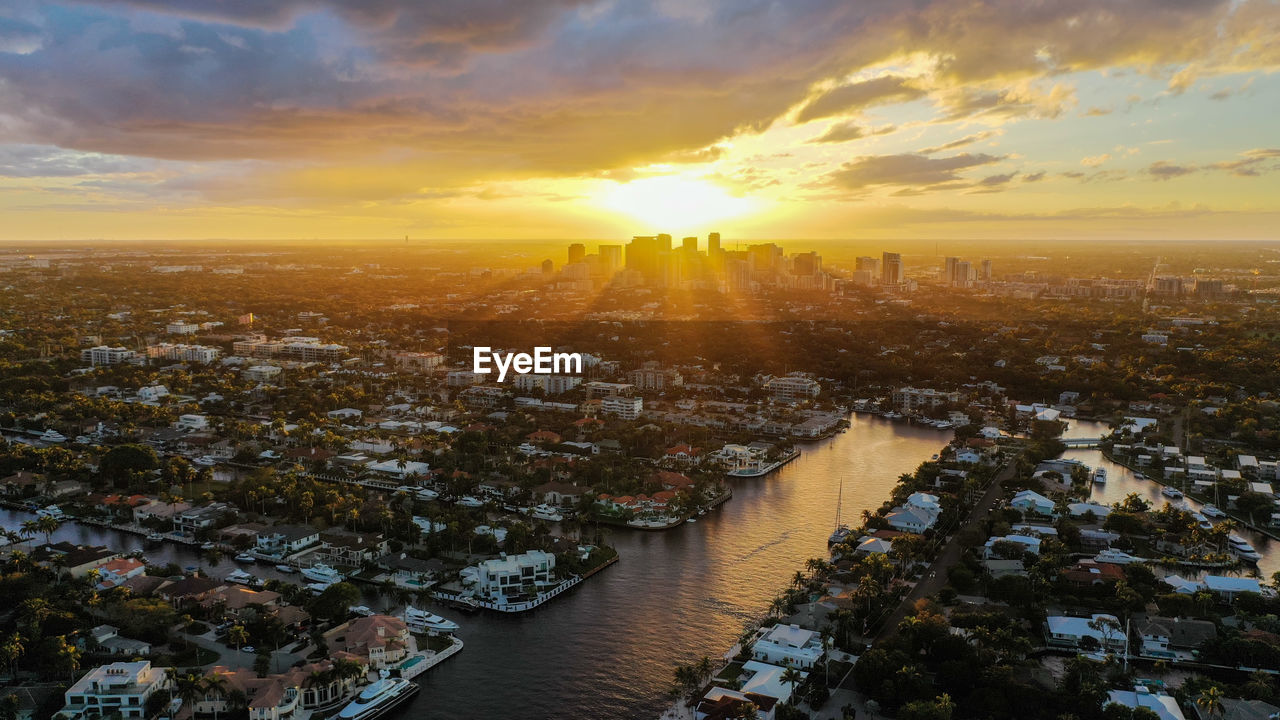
828 476 852 547
36 505 67 521
335 676 419 720
528 504 564 522
1202 504 1227 519
685 518 696 524
1094 549 1145 565
415 488 439 501
302 563 344 584
1161 487 1184 499
38 429 66 444
200 541 217 550
233 553 257 563
1191 513 1213 530
403 606 459 633
225 569 259 586
193 456 217 467
306 582 333 594
1092 467 1107 484
275 564 297 573
145 532 165 544
349 605 376 617
935 421 955 430
1228 534 1263 563
456 496 484 508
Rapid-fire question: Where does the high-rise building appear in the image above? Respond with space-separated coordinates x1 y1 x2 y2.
682 236 698 252
541 259 554 275
568 243 586 265
855 256 880 276
944 256 959 284
626 236 661 281
881 252 903 285
708 232 721 254
954 261 972 287
980 259 992 283
599 244 622 275
792 251 821 276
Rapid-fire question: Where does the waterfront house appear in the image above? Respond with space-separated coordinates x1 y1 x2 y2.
200 660 359 720
751 624 825 669
886 506 935 534
855 537 894 556
255 525 320 556
317 529 386 566
982 535 1041 559
202 586 282 620
533 481 588 507
1191 698 1280 720
32 543 121 578
738 661 804 707
1060 560 1124 588
472 550 557 602
1044 614 1126 651
156 576 223 606
323 615 411 670
1105 687 1186 720
60 661 170 720
93 557 146 589
696 688 778 720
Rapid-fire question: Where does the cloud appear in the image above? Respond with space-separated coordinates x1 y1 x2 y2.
1144 149 1280 180
795 75 926 122
808 121 865 144
825 152 1004 193
1081 154 1110 167
917 130 1000 155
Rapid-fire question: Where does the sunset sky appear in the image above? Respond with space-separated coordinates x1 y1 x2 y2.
1 0 1278 241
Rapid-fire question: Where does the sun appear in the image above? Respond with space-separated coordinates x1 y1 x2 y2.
596 175 758 230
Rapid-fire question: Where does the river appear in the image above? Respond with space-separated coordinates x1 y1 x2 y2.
0 415 949 719
1062 419 1278 578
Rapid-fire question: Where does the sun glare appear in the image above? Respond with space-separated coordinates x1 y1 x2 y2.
597 176 757 230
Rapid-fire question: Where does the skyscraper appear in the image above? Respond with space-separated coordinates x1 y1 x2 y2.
568 243 586 265
599 244 622 275
708 232 721 255
682 236 698 252
980 259 992 283
944 256 959 284
881 252 903 285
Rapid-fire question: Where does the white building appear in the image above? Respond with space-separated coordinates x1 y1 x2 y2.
146 343 221 363
175 414 209 431
473 550 556 602
136 385 170 402
892 387 961 411
81 346 139 366
1105 687 1185 720
751 624 824 669
243 365 283 381
61 661 170 720
166 322 200 335
601 395 643 421
1010 489 1056 517
763 375 821 402
1044 614 1126 651
365 459 431 479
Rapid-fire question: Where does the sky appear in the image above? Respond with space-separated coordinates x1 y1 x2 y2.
0 0 1278 242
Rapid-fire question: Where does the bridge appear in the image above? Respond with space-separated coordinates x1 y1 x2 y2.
1062 437 1104 449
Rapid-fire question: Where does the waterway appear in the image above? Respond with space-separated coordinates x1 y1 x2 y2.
1063 419 1278 578
0 415 950 719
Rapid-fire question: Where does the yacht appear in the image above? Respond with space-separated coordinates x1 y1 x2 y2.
302 563 344 584
36 505 67 521
336 676 419 720
349 605 376 617
38 429 66 444
685 518 696 524
1094 549 1145 565
193 456 217 467
828 525 852 547
225 569 259 586
1228 534 1263 563
1092 467 1107 484
403 606 460 633
200 541 217 550
1202 504 1227 519
275 564 297 574
1161 487 1184 500
1190 512 1213 530
233 553 257 563
457 496 484 508
306 582 333 594
415 488 439 501
145 532 165 544
528 504 564 522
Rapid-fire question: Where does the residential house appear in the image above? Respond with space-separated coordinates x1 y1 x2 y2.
1044 614 1126 651
1135 617 1217 660
322 615 411 670
88 626 151 657
60 661 170 720
255 525 320 556
1010 489 1057 517
751 624 824 669
1106 687 1186 720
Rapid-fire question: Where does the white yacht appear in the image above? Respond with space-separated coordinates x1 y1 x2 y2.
36 505 67 521
275 564 297 574
1190 512 1213 530
225 569 259 586
336 676 419 720
1202 504 1227 519
415 488 439 501
1161 486 1184 500
528 504 564 522
1228 534 1263 563
38 429 66 443
1094 549 1145 565
349 605 376 617
193 456 217 467
403 606 460 633
233 553 257 563
828 525 852 547
302 563 344 584
1092 467 1107 484
457 496 484 508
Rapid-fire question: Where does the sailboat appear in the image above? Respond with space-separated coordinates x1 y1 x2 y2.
828 476 852 546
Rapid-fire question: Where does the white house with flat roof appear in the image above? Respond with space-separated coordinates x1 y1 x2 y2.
61 661 170 719
1045 614 1126 651
752 624 824 669
1105 687 1185 720
472 550 556 602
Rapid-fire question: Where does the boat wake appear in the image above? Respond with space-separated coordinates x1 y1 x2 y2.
736 530 795 563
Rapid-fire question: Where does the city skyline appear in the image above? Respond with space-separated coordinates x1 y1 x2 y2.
0 1 1277 241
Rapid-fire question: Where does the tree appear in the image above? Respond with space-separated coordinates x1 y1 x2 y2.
227 625 249 652
310 582 361 622
1195 686 1225 718
780 666 805 699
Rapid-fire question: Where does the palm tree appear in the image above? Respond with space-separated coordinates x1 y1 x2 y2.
169 670 205 712
202 675 228 720
34 515 59 545
780 666 804 700
227 624 249 652
0 633 24 679
1196 686 1225 718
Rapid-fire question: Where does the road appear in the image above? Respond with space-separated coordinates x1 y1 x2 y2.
874 458 1018 641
